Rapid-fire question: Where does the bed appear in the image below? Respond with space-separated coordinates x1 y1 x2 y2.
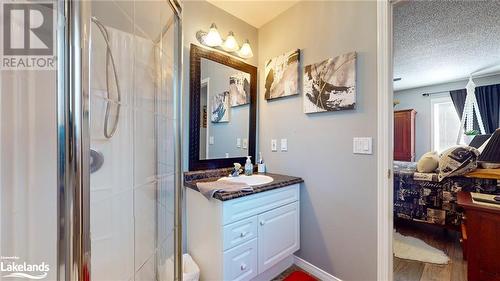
393 161 500 227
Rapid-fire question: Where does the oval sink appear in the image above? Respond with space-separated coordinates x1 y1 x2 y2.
219 175 274 186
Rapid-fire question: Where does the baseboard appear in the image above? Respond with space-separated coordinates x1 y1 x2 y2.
293 255 342 281
251 255 294 281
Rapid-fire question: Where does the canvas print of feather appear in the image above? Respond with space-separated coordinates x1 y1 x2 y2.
211 91 230 123
229 72 250 107
303 52 357 113
264 49 300 100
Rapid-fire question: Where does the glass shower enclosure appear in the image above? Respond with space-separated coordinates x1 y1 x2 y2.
0 1 182 280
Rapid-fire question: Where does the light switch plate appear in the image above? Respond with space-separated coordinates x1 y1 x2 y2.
281 139 288 151
242 138 248 149
271 139 277 152
209 136 214 145
353 137 373 154
237 138 241 148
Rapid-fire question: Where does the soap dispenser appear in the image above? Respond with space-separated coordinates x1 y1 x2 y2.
257 152 266 173
244 156 253 176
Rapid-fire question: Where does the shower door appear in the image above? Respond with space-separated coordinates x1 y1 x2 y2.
89 1 181 281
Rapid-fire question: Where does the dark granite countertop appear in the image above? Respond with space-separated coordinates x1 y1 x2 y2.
184 170 303 201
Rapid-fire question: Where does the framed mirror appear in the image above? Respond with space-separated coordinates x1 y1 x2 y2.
189 44 257 171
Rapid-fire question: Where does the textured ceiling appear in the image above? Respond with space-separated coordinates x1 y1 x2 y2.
205 0 300 28
394 0 500 91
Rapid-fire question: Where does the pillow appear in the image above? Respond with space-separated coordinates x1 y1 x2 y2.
417 151 439 173
438 146 480 181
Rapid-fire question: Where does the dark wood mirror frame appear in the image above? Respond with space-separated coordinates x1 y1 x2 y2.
189 44 257 171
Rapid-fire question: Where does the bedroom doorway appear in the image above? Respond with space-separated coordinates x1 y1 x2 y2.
386 1 500 281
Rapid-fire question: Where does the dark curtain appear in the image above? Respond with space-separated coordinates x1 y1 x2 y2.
450 84 500 134
475 84 500 133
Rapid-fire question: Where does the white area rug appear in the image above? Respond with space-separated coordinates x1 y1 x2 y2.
393 232 450 264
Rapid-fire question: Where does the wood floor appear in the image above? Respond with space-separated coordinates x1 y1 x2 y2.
394 221 467 281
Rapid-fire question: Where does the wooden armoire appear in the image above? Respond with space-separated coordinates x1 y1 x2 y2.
394 109 416 162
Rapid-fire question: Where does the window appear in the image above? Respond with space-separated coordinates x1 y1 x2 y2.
431 95 462 153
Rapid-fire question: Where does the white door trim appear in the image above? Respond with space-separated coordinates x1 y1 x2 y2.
377 1 394 281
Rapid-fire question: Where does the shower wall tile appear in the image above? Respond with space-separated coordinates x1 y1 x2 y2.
90 99 133 192
133 35 156 113
90 20 134 106
90 189 134 281
157 232 175 281
159 175 175 216
133 109 156 186
134 0 164 42
134 182 157 271
135 254 155 281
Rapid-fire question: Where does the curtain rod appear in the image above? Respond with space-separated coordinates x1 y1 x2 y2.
422 90 451 97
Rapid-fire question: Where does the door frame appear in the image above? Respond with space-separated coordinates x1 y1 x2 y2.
376 1 394 281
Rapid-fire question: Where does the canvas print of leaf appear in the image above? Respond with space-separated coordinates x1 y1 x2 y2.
303 52 357 113
211 91 230 123
264 49 300 100
229 72 250 107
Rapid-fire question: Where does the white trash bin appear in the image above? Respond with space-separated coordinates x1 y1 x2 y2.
183 254 200 281
160 253 200 281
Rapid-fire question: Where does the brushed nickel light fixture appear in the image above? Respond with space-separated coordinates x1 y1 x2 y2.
196 23 253 59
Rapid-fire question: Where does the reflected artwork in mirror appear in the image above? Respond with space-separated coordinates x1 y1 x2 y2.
190 44 257 171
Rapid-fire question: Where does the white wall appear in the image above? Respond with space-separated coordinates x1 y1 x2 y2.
258 2 378 280
394 74 500 159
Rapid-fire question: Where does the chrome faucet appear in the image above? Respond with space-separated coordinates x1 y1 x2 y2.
230 163 242 177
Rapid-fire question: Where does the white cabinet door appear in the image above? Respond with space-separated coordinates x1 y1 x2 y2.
257 202 299 273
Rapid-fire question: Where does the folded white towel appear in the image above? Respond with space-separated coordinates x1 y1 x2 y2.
196 180 253 199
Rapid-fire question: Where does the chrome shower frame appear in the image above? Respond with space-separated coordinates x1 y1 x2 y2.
57 0 183 280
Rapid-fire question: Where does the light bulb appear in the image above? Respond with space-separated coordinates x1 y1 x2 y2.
222 31 239 52
204 23 222 47
238 39 253 59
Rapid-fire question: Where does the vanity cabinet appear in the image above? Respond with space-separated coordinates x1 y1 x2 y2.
186 184 300 281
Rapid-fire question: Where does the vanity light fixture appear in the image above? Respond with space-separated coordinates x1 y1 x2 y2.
196 24 253 59
204 23 223 47
238 40 253 59
222 31 239 52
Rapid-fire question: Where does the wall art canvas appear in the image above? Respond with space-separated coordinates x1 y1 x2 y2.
229 72 250 107
211 91 230 123
303 52 357 113
264 49 300 100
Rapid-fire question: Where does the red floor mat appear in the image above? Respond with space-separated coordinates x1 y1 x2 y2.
283 270 318 281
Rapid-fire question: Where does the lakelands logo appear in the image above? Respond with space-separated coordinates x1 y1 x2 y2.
1 1 56 70
1 256 50 279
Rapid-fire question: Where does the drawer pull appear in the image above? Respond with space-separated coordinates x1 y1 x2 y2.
240 232 248 238
260 221 266 226
240 263 247 271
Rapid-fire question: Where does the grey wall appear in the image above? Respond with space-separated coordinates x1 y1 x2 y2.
182 0 259 170
201 59 250 159
258 1 378 280
394 74 500 159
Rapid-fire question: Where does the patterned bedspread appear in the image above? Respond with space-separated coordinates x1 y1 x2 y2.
393 161 500 226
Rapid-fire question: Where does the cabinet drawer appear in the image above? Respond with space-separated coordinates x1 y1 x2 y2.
223 239 258 281
223 184 299 225
223 216 258 251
